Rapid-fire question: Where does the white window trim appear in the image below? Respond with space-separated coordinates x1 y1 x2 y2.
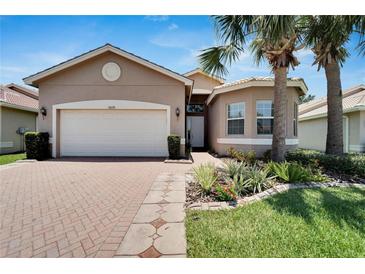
227 102 245 136
52 100 171 158
256 100 274 135
217 138 299 145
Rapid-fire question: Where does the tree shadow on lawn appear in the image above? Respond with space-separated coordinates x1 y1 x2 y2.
264 187 365 233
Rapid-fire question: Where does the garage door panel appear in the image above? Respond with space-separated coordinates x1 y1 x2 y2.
60 109 168 156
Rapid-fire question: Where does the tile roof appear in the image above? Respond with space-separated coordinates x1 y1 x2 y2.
214 76 305 90
299 85 365 120
0 84 38 111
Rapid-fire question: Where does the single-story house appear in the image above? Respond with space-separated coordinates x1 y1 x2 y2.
298 85 365 153
0 83 39 154
23 43 307 158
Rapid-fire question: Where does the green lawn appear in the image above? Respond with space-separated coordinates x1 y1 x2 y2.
0 153 26 165
186 187 365 258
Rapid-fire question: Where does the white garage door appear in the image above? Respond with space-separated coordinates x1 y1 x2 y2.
60 109 168 157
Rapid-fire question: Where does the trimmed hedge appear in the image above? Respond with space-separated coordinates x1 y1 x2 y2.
25 132 50 160
286 149 365 177
167 135 181 159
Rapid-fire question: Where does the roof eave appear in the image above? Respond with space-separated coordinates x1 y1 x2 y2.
24 44 193 88
184 69 225 84
299 105 365 121
0 101 39 113
207 79 307 105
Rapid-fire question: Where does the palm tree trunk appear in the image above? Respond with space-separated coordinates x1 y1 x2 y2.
272 66 288 162
324 62 343 155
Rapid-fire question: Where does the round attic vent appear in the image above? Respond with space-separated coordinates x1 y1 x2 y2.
102 62 121 81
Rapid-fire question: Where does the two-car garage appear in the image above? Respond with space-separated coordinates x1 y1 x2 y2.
23 44 192 158
60 109 168 157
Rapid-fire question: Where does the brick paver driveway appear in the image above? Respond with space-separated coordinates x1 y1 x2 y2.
0 153 221 258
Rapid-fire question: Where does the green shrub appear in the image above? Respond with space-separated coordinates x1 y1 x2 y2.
267 161 328 183
286 149 365 177
167 135 180 159
245 150 257 165
215 183 237 201
24 132 49 160
193 163 218 194
241 165 276 194
268 161 311 183
227 147 256 165
222 159 248 179
263 149 272 162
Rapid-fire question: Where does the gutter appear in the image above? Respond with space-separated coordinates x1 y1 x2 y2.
0 101 39 113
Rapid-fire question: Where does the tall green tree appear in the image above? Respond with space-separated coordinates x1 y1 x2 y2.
302 15 365 155
199 16 304 162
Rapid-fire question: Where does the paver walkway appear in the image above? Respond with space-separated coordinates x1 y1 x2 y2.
0 152 223 258
115 173 186 258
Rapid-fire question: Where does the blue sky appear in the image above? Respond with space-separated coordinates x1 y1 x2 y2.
1 15 364 97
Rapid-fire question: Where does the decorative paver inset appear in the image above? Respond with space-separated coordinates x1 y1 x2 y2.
115 172 186 258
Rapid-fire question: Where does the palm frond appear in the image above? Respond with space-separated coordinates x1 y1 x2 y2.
199 44 243 77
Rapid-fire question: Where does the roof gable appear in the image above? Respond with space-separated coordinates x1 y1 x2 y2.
24 44 193 87
184 69 224 84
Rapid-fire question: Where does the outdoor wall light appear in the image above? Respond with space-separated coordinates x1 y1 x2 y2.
175 107 180 117
40 107 47 118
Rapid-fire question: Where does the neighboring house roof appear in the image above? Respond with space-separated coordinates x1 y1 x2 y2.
23 43 194 88
299 84 365 121
207 77 308 104
0 84 39 112
184 68 225 84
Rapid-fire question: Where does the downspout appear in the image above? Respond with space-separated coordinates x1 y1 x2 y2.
343 115 349 153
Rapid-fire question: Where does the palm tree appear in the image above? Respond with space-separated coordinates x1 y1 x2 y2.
199 16 304 162
302 16 365 155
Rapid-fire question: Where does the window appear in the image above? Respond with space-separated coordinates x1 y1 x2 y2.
227 102 245 135
293 102 298 136
187 104 204 113
257 100 274 134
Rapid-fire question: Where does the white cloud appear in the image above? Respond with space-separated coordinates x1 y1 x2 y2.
168 23 178 30
144 16 169 22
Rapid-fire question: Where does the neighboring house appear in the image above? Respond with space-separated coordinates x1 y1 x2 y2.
299 85 365 153
23 44 307 158
0 83 38 154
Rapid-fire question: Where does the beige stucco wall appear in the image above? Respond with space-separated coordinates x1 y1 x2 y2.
187 72 222 90
298 117 327 151
36 51 186 156
207 86 299 156
298 111 364 153
0 106 37 154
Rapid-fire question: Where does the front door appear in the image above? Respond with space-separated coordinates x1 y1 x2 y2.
187 116 204 147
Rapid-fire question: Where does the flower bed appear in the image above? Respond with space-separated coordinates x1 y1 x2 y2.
186 147 363 206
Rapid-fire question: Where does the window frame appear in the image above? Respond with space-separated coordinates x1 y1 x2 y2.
226 102 245 136
256 100 274 135
186 103 204 113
